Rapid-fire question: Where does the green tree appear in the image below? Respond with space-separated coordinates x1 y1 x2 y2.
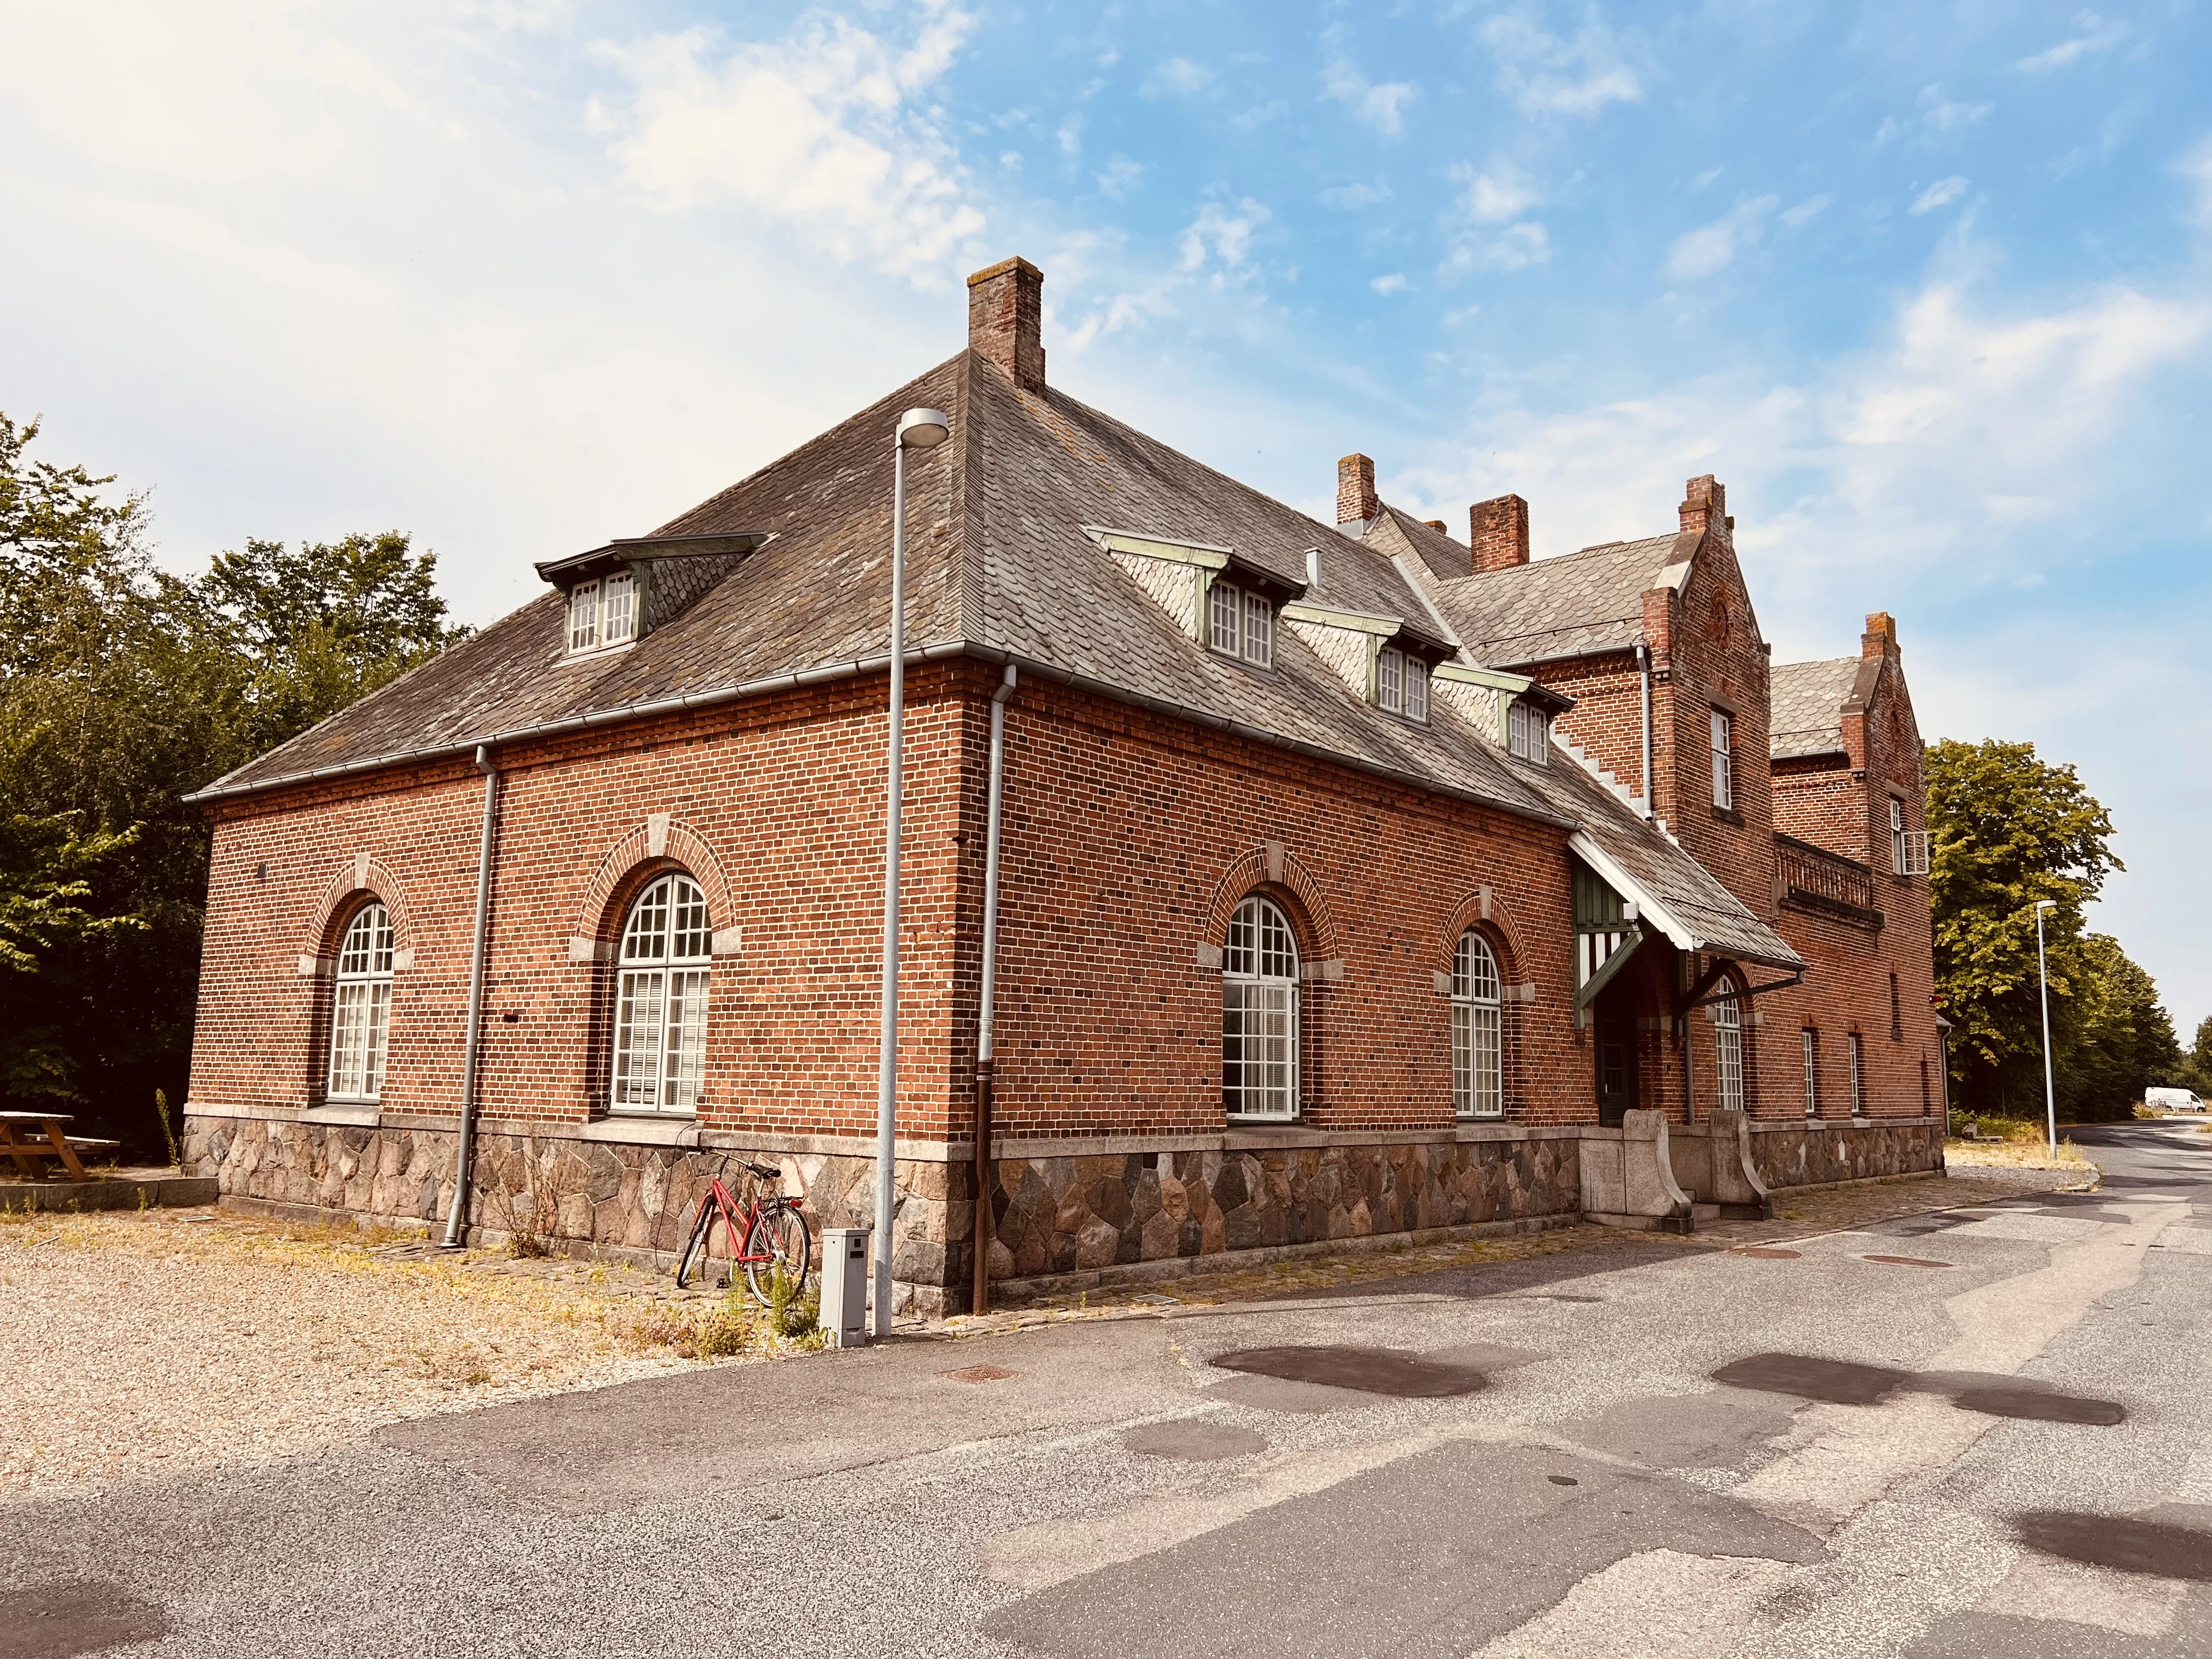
0 412 464 1147
2054 933 2183 1121
1926 738 2119 1116
2185 1015 2212 1097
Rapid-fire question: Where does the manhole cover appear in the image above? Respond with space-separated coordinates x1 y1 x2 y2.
1735 1247 1801 1259
942 1364 1018 1384
1122 1421 1269 1461
1210 1345 1486 1399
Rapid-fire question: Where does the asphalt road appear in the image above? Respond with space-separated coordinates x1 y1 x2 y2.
6 1122 2210 1658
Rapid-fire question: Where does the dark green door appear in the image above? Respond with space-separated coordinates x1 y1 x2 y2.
1594 982 1639 1128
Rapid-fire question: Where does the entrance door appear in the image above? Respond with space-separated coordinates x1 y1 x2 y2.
1593 981 1639 1128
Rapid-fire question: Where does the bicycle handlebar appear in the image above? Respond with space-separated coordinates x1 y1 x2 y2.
742 1160 780 1182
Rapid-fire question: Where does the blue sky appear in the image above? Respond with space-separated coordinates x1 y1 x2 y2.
4 2 2209 1037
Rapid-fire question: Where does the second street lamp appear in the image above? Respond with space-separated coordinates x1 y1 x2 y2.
873 406 951 1339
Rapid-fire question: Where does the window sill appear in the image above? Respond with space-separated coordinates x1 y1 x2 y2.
561 638 639 665
1710 804 1745 827
1223 1114 1302 1130
302 1103 381 1128
582 1115 700 1148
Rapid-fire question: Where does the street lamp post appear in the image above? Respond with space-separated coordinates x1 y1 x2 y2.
873 407 951 1339
2034 898 2058 1154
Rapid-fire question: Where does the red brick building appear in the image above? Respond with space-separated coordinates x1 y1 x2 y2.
183 257 1940 1312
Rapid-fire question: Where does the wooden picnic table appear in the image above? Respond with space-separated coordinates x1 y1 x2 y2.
0 1111 121 1181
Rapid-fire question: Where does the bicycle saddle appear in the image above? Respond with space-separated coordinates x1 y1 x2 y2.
743 1160 780 1181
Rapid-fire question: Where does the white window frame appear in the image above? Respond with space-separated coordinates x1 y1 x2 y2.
568 578 601 653
1802 1028 1819 1118
1222 895 1299 1120
602 570 636 646
611 873 714 1116
1509 701 1549 764
1713 975 1744 1114
326 903 396 1103
1711 708 1734 810
1207 579 1272 668
1452 931 1504 1119
1378 645 1403 712
1404 657 1428 722
1891 799 1928 876
1848 1031 1865 1117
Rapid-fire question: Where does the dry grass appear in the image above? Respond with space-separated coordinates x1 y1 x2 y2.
1 1205 815 1499
1944 1137 2098 1172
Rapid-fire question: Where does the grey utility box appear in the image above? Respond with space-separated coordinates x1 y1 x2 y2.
819 1227 871 1348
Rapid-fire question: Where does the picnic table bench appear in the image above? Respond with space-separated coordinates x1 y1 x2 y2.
0 1111 122 1181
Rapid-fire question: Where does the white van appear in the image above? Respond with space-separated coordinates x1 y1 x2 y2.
2146 1086 2206 1113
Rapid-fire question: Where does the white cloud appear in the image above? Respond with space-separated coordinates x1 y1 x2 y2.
1779 193 1835 229
1442 161 1551 273
1095 154 1143 200
1318 180 1393 211
1057 113 1084 157
1231 100 1289 132
590 7 985 281
1142 57 1214 97
1178 197 1271 272
1910 176 1970 215
1370 272 1408 295
1321 31 1417 136
2011 13 2130 72
1477 4 1643 118
1662 195 1779 280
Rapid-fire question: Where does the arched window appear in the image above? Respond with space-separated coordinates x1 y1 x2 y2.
1713 975 1745 1114
612 873 713 1115
1222 895 1299 1120
1452 931 1504 1118
327 903 395 1102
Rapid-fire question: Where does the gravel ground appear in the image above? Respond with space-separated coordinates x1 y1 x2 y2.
0 1207 729 1499
5 1164 2091 1503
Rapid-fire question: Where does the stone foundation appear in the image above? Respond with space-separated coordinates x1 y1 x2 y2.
1748 1118 1944 1189
185 1110 1940 1316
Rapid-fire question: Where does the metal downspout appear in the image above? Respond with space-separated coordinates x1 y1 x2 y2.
1635 641 1654 819
970 665 1018 1317
441 745 501 1249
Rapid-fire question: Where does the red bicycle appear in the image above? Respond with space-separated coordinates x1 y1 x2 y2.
674 1158 812 1301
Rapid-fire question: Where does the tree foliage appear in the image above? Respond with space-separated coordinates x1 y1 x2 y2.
1927 737 2179 1120
0 413 464 1145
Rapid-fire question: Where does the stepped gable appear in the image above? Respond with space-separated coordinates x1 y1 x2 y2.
1769 656 1877 761
1515 735 1802 972
1432 532 1692 669
196 352 1560 827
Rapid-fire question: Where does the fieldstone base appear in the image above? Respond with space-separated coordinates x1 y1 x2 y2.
983 1136 1581 1291
1749 1118 1943 1189
182 1113 957 1315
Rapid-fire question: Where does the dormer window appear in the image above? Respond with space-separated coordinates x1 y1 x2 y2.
1508 699 1549 764
1377 646 1429 722
567 571 637 656
1207 579 1273 668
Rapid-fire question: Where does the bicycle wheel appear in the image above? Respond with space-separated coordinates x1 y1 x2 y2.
674 1197 729 1290
743 1203 812 1307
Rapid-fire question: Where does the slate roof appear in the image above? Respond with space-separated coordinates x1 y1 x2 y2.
1769 657 1866 760
195 353 1566 827
1429 533 1694 668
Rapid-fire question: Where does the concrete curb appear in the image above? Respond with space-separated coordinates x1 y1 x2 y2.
1 1171 218 1214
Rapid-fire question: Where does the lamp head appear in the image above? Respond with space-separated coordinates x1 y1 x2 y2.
2034 899 2057 911
897 408 952 450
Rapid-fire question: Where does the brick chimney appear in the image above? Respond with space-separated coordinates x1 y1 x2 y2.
1863 612 1899 660
1470 494 1530 574
967 257 1045 392
1679 474 1728 540
1337 454 1379 528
